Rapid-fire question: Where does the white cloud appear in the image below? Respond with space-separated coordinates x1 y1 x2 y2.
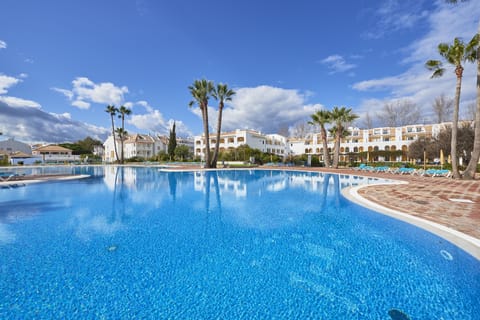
320 55 356 74
72 77 128 106
53 77 129 110
353 1 479 122
0 96 41 109
129 109 167 132
0 100 109 143
51 87 74 100
0 74 21 94
362 0 429 39
0 40 6 49
71 100 91 109
197 85 321 134
136 100 153 112
128 101 193 136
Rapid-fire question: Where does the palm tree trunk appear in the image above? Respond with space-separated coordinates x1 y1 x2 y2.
333 131 341 168
211 104 223 168
120 138 124 164
121 116 125 164
451 72 462 179
202 105 211 168
110 116 119 163
463 25 480 180
321 127 331 167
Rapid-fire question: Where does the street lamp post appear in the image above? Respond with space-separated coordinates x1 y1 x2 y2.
423 147 426 171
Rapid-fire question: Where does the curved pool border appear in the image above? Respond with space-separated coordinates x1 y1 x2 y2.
341 182 480 260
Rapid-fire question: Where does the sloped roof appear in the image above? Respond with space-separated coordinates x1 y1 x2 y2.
125 134 155 144
34 145 72 152
10 151 33 158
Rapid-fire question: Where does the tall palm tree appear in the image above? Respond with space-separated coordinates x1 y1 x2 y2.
115 127 128 164
117 105 132 164
308 110 332 167
105 105 119 163
329 106 358 168
446 1 480 179
464 33 480 179
211 83 236 168
189 79 215 168
426 36 478 178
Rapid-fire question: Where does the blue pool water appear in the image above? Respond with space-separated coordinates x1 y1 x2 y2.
0 167 479 319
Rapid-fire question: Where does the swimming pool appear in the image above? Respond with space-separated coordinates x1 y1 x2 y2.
1 167 479 319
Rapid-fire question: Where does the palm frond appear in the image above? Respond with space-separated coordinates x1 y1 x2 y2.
432 68 445 78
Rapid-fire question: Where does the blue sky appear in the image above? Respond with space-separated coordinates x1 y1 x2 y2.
0 0 479 143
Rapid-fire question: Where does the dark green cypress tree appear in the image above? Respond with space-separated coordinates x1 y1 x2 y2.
168 122 177 161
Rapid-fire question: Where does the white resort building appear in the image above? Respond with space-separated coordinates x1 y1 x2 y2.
103 133 167 163
103 133 194 163
194 129 287 160
194 121 470 163
32 145 80 163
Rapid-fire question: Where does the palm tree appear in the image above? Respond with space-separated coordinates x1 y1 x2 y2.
115 127 128 164
117 105 132 164
446 1 480 179
426 36 478 178
329 106 358 168
189 79 215 168
308 110 332 167
211 83 236 168
105 105 119 163
465 34 480 179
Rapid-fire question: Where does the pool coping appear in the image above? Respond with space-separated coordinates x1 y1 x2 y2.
341 182 480 260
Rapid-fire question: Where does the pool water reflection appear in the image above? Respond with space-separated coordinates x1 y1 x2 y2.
0 167 478 319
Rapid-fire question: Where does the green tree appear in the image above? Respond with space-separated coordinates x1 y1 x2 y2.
77 136 103 153
168 122 177 161
156 150 169 161
426 35 478 178
211 83 236 168
308 110 332 167
117 105 132 164
174 144 191 161
105 105 119 162
436 124 475 164
329 106 358 168
189 79 215 168
59 143 87 155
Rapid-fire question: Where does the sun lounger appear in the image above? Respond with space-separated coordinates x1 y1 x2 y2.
397 167 416 175
0 172 23 182
0 173 16 182
418 169 452 178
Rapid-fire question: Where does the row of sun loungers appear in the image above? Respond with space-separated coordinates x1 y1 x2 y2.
353 164 452 178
